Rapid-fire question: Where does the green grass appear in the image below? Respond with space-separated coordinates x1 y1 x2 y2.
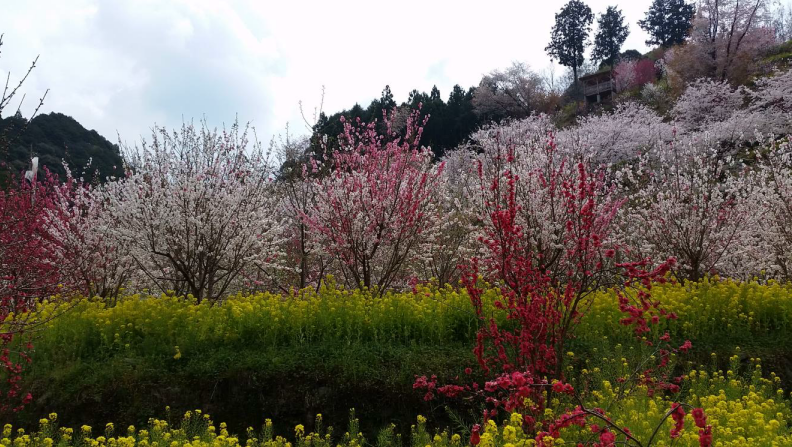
7 279 792 435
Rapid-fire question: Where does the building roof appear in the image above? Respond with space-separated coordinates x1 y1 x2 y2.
579 67 612 82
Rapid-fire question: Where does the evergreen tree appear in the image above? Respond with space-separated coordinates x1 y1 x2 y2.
380 85 396 111
545 0 595 83
430 85 441 101
592 6 630 66
307 83 482 161
620 49 644 61
638 0 695 47
445 85 478 149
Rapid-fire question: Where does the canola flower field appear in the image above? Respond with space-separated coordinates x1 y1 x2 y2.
4 279 792 446
25 278 792 362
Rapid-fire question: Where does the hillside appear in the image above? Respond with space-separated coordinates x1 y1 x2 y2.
0 112 124 182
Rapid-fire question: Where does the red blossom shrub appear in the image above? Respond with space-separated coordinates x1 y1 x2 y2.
0 170 73 413
634 59 658 85
463 134 676 382
415 130 708 444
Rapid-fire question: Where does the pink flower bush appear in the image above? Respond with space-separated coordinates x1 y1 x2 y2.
302 108 444 291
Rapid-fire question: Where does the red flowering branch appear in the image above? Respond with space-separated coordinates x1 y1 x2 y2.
416 130 702 445
464 133 676 383
0 169 76 413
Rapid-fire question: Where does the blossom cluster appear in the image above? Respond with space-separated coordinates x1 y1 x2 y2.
442 69 792 282
8 67 790 304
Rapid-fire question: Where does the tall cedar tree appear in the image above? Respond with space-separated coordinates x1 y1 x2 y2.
592 6 630 66
545 0 595 83
639 0 696 47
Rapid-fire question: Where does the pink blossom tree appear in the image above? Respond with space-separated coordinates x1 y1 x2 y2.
693 0 775 82
45 164 135 302
302 109 444 291
613 59 639 93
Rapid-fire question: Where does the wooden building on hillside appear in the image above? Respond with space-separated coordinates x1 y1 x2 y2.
579 69 613 104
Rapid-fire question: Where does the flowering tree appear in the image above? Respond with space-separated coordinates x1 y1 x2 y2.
557 102 673 165
101 121 284 302
467 117 570 280
685 68 792 146
45 165 135 301
670 78 745 133
613 60 639 93
416 128 690 445
302 109 444 291
616 141 755 282
664 0 774 86
468 131 678 375
693 0 775 82
268 134 331 292
0 168 75 413
411 148 480 286
742 68 792 134
641 82 673 114
753 137 792 280
472 63 558 118
613 59 657 93
0 35 64 413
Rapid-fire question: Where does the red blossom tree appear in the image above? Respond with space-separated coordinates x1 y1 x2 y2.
464 134 677 380
416 131 693 445
0 170 74 413
613 59 657 93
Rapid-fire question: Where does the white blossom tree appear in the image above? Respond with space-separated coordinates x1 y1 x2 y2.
411 148 480 286
557 102 673 165
615 140 757 281
268 133 332 292
752 136 792 280
100 121 284 302
671 78 745 132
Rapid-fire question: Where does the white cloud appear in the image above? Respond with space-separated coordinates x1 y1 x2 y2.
0 0 654 145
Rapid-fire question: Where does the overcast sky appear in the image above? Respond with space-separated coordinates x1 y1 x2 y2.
0 0 654 146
